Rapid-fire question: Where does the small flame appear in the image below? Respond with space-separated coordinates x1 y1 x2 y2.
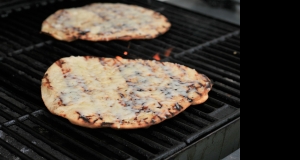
124 51 128 55
164 48 173 57
116 56 123 61
153 53 161 61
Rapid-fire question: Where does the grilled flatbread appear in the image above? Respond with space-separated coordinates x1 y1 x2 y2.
41 56 212 129
41 3 171 42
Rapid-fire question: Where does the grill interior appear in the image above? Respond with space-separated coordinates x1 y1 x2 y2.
0 0 240 159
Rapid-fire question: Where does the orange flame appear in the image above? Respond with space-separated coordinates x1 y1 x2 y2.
124 51 128 55
116 56 123 61
164 48 173 57
153 53 161 61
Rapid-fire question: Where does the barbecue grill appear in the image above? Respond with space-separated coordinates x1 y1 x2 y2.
0 0 240 159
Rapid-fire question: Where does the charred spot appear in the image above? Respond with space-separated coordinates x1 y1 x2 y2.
127 28 137 32
43 74 53 89
57 97 66 106
119 101 126 107
186 97 193 103
119 35 131 39
101 122 114 127
84 56 93 60
198 83 204 88
142 106 148 110
196 92 203 97
157 116 163 121
151 119 156 124
62 68 71 74
78 30 90 35
206 80 213 89
165 114 172 119
137 89 144 92
187 84 195 93
174 103 183 111
202 74 210 82
157 102 163 109
55 59 65 68
93 119 99 124
119 93 125 98
76 112 90 123
159 62 165 66
135 111 141 116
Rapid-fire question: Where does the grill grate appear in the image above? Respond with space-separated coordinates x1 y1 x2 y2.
1 0 240 159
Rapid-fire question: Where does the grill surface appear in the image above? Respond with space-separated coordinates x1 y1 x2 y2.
0 0 240 159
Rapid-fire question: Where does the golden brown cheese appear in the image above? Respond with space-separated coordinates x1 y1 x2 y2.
41 56 212 129
41 3 171 42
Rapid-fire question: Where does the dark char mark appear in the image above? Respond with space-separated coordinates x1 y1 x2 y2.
151 119 156 124
185 96 193 103
101 122 114 127
119 93 125 98
78 30 90 35
157 102 163 108
76 112 90 123
174 103 183 111
43 73 54 89
202 74 213 89
55 59 65 68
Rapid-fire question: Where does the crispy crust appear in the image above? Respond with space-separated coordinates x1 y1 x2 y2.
41 56 212 129
41 3 171 42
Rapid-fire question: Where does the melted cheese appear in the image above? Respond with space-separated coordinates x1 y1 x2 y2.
45 56 204 124
43 3 170 41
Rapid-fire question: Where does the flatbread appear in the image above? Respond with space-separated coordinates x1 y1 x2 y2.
41 56 212 129
41 3 171 42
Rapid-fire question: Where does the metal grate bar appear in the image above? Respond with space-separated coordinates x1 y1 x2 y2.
213 81 240 98
100 130 157 159
2 56 44 78
168 57 240 89
125 132 170 152
187 50 240 69
0 21 44 44
0 93 31 115
186 53 240 75
38 111 134 160
210 88 240 107
0 86 43 112
1 126 58 160
15 119 84 160
27 114 113 160
0 104 18 121
173 31 240 58
185 107 218 122
0 28 32 47
13 54 49 72
179 112 211 127
0 62 40 89
0 137 32 160
53 42 91 56
0 35 23 53
198 103 216 113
